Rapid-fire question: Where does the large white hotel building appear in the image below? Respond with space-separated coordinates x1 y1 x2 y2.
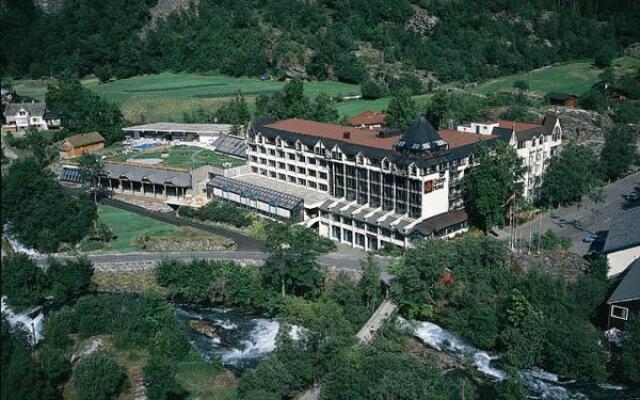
207 114 562 251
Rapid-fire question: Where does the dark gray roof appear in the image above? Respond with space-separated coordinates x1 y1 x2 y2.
516 127 546 142
208 175 303 210
545 92 576 101
3 102 47 117
492 127 515 142
603 206 640 253
104 162 192 187
413 209 468 236
607 258 640 303
542 114 558 135
395 116 447 153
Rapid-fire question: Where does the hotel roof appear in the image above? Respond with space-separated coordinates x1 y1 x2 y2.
262 118 495 154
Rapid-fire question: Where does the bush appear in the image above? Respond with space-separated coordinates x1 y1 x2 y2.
532 230 571 252
360 80 385 100
72 353 129 400
179 201 252 228
143 358 188 400
0 253 47 311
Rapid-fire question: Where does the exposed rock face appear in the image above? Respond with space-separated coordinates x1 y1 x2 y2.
147 0 196 30
137 236 235 252
34 0 63 13
625 42 640 59
510 252 589 282
188 319 219 339
405 5 439 34
70 337 105 364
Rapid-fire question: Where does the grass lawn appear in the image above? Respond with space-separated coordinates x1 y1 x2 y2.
473 56 640 96
97 204 228 253
114 145 245 169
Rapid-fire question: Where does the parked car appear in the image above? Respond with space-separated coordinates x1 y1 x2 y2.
582 233 600 243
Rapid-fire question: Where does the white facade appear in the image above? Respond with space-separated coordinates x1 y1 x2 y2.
2 102 60 131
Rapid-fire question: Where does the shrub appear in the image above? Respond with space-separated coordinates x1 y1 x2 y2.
179 201 252 228
0 253 47 311
361 80 384 100
72 353 129 400
532 230 571 252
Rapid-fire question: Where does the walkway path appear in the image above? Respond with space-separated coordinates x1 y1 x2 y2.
297 299 398 400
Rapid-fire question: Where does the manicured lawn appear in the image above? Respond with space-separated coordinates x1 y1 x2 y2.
98 204 182 252
473 56 640 96
117 145 245 169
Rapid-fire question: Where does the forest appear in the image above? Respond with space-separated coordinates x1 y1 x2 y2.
1 0 639 84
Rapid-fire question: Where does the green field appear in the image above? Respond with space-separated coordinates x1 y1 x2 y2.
97 204 226 253
10 73 365 122
473 56 640 96
113 145 246 169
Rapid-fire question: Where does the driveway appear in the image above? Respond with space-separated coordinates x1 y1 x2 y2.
494 171 639 255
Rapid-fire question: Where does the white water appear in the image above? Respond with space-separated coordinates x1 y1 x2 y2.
3 225 42 257
220 319 280 365
398 317 591 400
214 319 238 330
1 297 45 344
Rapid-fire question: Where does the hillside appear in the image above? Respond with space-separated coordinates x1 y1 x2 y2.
2 0 639 87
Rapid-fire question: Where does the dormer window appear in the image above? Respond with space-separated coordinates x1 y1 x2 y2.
381 158 390 170
356 153 364 165
409 164 417 176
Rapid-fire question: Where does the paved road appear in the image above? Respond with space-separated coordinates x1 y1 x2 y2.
495 171 639 255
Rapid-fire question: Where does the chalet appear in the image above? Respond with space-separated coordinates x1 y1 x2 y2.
2 102 61 131
602 206 640 277
607 258 640 330
348 110 388 129
59 132 106 159
544 92 577 108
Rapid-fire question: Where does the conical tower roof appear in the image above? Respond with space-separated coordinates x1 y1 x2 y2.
395 116 447 153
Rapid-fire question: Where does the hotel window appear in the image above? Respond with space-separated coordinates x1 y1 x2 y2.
259 147 266 154
298 178 306 185
288 153 295 160
319 160 327 167
269 171 276 178
355 233 365 247
288 165 295 172
356 154 364 165
278 162 286 169
288 176 296 183
276 138 282 146
250 156 258 162
251 166 258 173
277 150 285 158
278 173 286 180
381 228 391 238
309 181 317 189
269 149 276 156
332 214 341 222
332 226 341 240
319 172 328 179
297 154 305 162
319 184 328 191
409 164 417 176
297 166 306 174
343 229 353 243
268 160 276 167
308 169 317 177
308 157 317 165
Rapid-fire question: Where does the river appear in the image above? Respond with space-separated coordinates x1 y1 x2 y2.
398 318 638 400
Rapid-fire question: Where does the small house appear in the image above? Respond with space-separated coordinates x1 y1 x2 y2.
607 258 640 330
348 110 388 129
544 92 577 108
2 101 61 131
602 206 640 277
59 132 106 159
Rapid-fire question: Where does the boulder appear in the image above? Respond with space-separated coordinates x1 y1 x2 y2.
188 319 219 339
624 42 640 59
70 337 105 364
